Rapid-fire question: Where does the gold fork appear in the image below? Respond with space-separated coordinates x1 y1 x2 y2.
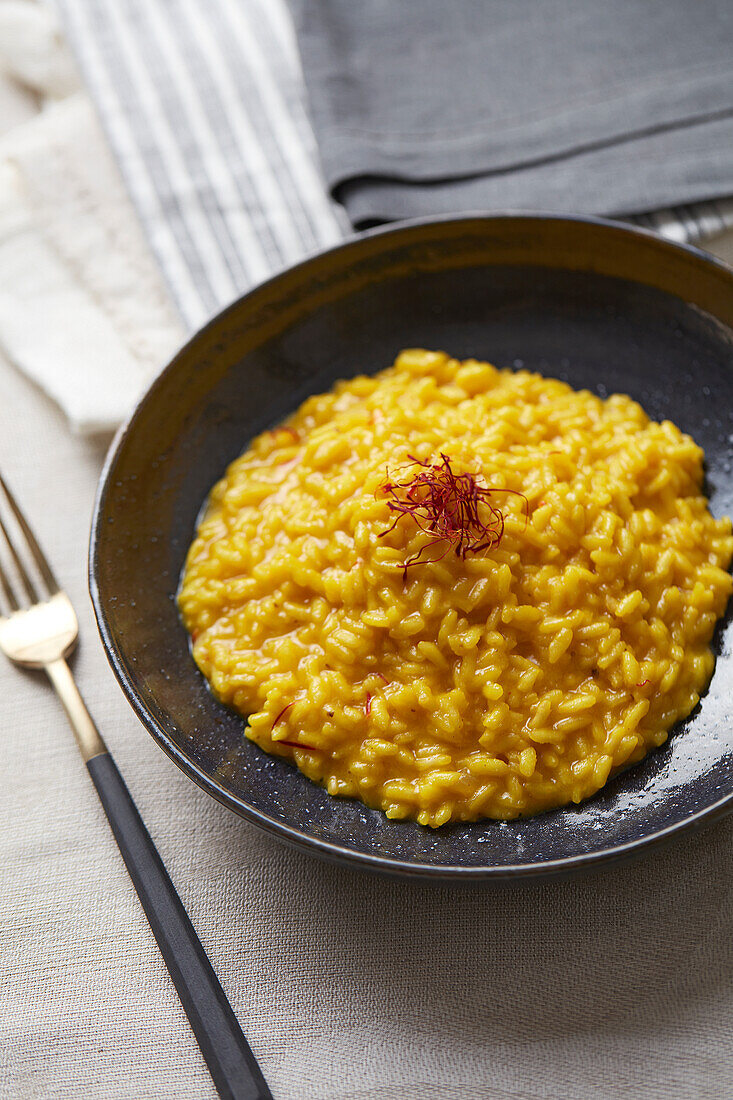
0 473 272 1100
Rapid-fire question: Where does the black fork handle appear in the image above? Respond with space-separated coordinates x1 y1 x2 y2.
86 751 272 1100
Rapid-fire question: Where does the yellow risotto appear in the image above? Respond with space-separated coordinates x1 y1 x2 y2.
179 350 733 825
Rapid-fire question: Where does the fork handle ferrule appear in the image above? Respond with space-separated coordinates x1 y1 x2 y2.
45 658 107 762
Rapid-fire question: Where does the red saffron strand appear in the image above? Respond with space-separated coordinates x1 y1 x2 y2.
277 738 319 751
271 702 294 728
365 692 372 716
378 453 528 577
375 672 389 684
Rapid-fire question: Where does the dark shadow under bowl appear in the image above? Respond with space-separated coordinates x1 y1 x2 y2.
90 214 733 882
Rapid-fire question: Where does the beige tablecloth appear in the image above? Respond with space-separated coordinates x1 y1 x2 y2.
3 273 733 1100
4 6 733 1096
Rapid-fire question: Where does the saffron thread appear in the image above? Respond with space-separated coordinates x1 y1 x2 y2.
271 702 294 728
277 738 319 752
378 453 528 578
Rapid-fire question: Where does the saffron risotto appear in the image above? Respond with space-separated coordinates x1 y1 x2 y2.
178 350 733 825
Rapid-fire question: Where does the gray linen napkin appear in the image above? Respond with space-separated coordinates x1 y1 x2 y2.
290 0 733 227
54 0 733 331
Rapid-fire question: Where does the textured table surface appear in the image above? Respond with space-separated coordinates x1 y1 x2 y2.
3 6 733 1091
3 245 733 1100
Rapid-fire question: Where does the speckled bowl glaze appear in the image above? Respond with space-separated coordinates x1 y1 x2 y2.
90 214 733 882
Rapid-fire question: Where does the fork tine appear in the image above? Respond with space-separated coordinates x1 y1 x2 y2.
0 510 38 604
0 473 59 596
0 547 19 613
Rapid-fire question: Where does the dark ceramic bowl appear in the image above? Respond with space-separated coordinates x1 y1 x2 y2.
90 214 733 882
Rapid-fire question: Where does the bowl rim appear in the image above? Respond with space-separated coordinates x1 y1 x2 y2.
89 210 733 881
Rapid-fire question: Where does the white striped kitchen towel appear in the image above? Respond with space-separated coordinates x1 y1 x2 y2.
54 0 733 331
53 0 345 328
